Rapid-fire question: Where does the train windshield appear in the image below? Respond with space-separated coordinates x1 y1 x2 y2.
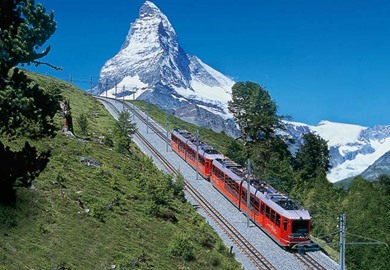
292 220 309 234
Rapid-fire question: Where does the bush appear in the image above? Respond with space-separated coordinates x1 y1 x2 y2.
77 112 89 135
0 205 17 228
103 132 114 147
167 233 195 261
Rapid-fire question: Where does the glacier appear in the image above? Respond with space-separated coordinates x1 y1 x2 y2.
286 121 390 183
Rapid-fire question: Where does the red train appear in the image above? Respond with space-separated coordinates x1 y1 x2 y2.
170 128 311 248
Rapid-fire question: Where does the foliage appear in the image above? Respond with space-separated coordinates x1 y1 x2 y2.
103 132 114 147
167 233 195 261
225 139 246 166
76 112 89 135
113 110 137 154
228 81 287 143
341 177 390 269
0 205 16 228
0 141 50 204
0 69 60 139
0 0 57 85
294 132 331 181
250 136 293 185
0 0 58 205
378 174 390 194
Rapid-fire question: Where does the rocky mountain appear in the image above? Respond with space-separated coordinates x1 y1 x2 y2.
285 121 390 183
94 1 238 136
360 150 390 181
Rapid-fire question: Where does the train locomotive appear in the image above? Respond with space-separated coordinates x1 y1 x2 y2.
170 128 311 248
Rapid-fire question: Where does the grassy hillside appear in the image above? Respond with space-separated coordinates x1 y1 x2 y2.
0 72 241 270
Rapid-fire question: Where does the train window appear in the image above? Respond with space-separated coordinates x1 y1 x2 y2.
270 210 276 223
188 149 196 161
250 195 259 214
225 178 238 198
199 156 205 165
292 220 309 234
265 205 270 219
261 202 265 214
241 190 247 201
276 214 281 226
283 219 288 230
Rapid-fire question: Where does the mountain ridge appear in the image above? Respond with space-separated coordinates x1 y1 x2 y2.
285 120 390 183
94 1 237 136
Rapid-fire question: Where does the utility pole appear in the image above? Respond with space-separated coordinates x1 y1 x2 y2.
246 159 251 228
122 85 125 111
196 130 199 180
105 81 108 98
90 76 93 96
146 103 150 134
115 82 117 99
166 111 170 152
339 213 346 270
69 74 73 84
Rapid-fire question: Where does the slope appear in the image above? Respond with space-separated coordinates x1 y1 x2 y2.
0 72 240 270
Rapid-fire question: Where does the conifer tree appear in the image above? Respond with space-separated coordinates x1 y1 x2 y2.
294 132 331 180
0 0 57 86
113 110 137 154
228 81 286 143
0 0 58 204
228 81 292 184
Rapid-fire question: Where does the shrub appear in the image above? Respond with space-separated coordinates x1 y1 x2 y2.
103 132 114 147
77 112 89 135
167 233 195 261
0 205 17 228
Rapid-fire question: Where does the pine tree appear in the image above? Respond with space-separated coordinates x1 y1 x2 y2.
113 110 137 154
0 0 57 86
0 0 58 204
294 132 331 180
228 81 286 143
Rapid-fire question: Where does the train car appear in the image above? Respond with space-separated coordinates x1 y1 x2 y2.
211 157 311 247
170 128 224 179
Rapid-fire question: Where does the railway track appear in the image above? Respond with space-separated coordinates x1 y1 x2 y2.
98 97 276 270
294 253 328 270
97 97 332 270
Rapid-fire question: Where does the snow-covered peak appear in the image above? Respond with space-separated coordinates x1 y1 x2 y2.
120 1 175 52
140 1 163 18
311 120 366 146
94 1 236 135
286 121 390 183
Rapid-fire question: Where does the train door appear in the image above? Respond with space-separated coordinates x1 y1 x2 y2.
280 217 290 244
204 159 211 176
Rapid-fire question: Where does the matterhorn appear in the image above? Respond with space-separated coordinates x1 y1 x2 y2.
94 1 238 136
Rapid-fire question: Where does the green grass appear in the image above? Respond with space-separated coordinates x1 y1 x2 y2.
0 72 241 270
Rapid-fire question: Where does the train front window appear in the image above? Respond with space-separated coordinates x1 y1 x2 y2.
292 220 309 234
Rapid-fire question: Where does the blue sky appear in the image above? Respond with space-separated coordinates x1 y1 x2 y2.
28 0 390 127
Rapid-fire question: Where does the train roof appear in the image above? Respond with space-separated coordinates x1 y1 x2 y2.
171 129 224 158
213 158 310 220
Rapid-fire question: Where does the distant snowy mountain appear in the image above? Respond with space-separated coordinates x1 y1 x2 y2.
285 121 390 183
94 1 237 136
360 151 390 181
